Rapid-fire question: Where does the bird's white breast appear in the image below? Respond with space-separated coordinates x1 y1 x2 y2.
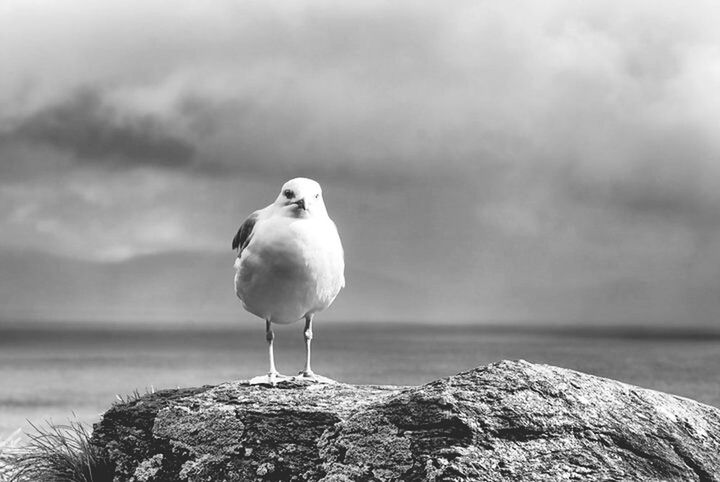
235 215 344 324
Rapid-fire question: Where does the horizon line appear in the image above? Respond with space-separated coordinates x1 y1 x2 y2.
1 318 719 341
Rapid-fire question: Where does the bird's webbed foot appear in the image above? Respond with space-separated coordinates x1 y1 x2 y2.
249 371 290 386
294 371 338 384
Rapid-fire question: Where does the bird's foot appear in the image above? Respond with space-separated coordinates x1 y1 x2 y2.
296 369 316 380
294 371 338 384
249 371 290 386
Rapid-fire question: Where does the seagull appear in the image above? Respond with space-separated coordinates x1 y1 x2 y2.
232 178 345 385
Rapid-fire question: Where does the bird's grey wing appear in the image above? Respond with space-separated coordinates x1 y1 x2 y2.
232 211 260 255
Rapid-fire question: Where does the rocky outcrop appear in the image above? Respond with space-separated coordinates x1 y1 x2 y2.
92 360 720 481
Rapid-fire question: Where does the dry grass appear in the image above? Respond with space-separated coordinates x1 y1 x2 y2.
113 385 155 406
0 421 112 482
0 386 159 481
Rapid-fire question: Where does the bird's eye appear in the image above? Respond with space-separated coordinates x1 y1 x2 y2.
315 194 320 199
283 189 294 199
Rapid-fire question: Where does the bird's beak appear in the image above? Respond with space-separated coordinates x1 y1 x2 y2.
293 198 307 210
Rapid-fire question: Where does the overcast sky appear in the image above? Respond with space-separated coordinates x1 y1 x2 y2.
1 0 719 327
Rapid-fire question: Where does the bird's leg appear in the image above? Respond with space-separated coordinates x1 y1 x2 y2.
266 320 282 381
250 320 289 385
293 316 336 384
298 315 315 379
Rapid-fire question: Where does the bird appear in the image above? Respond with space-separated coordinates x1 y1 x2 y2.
232 178 345 385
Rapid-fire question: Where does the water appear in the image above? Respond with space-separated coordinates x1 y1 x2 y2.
1 323 719 438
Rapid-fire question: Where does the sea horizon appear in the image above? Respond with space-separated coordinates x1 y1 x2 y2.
3 318 720 339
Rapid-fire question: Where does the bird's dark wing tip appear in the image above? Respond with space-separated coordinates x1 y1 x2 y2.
232 212 259 252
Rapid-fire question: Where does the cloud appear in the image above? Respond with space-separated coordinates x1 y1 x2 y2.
1 88 195 168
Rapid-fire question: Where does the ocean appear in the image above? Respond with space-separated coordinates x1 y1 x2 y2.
1 322 719 438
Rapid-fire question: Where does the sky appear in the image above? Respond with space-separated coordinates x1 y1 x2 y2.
1 0 719 327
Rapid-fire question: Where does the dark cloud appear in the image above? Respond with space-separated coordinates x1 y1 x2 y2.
3 88 195 168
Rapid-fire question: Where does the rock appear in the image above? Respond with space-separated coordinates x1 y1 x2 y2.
91 360 720 481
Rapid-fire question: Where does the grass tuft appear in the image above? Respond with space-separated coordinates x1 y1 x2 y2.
114 385 156 405
0 421 112 482
2 385 157 481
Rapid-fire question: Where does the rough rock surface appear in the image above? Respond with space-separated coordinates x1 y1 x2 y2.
92 360 720 481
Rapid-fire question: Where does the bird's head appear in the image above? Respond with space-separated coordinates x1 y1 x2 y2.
275 178 328 218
